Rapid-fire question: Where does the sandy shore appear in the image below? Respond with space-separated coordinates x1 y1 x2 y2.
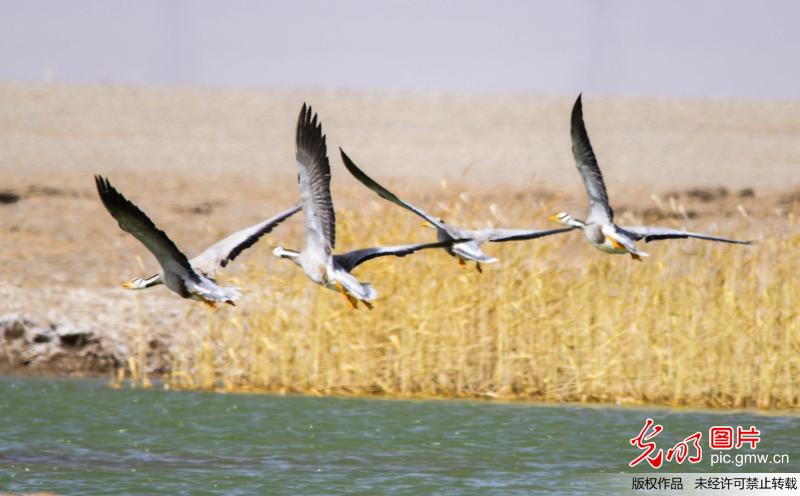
1 82 798 376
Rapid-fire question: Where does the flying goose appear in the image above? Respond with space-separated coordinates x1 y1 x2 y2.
272 104 458 310
95 175 300 307
550 94 750 260
339 149 575 272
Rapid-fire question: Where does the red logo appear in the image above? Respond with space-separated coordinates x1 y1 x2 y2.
709 426 734 450
630 420 763 469
736 426 761 449
629 418 664 468
667 431 703 464
629 418 702 468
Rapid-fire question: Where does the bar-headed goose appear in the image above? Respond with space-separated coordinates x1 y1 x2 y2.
272 105 458 309
339 149 574 272
551 95 750 260
95 175 299 307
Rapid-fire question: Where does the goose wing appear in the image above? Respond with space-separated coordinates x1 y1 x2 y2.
334 240 454 273
190 204 301 278
484 226 577 243
340 148 449 232
619 226 751 245
94 175 199 282
297 104 336 255
571 94 614 224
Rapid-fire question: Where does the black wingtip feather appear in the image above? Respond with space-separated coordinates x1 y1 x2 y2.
94 174 120 212
572 94 583 126
296 102 327 164
219 205 302 268
339 148 374 187
339 148 385 197
94 174 133 225
94 174 107 195
339 147 354 168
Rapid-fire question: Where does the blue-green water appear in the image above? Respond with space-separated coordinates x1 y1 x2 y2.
0 376 798 495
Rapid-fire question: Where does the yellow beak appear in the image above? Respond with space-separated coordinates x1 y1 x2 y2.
421 221 435 229
122 280 134 289
548 214 560 222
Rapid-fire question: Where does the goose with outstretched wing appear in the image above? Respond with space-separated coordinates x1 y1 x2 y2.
272 104 458 310
550 94 750 260
339 149 575 272
95 175 300 307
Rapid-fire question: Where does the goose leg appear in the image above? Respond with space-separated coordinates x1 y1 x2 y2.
362 300 374 311
344 293 359 309
334 281 359 310
458 257 467 269
607 236 626 251
630 253 642 261
475 262 483 273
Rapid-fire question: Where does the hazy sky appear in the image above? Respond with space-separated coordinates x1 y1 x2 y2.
1 0 798 99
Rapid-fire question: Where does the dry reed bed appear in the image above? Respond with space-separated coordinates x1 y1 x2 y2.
132 193 798 410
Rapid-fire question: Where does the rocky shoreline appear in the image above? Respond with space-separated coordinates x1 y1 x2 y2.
0 314 166 377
